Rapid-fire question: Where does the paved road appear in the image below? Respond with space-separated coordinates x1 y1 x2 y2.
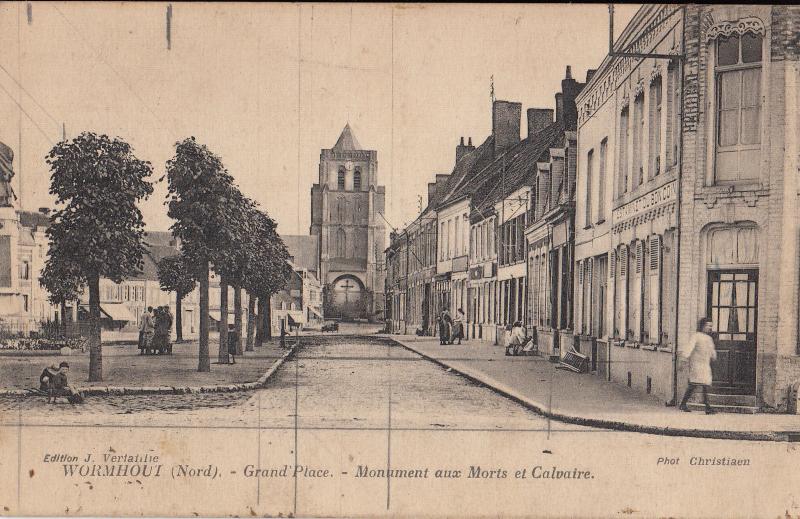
1 334 793 518
0 334 571 431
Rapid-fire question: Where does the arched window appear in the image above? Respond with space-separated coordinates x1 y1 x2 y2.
337 167 346 190
353 168 362 190
336 228 347 258
337 196 345 222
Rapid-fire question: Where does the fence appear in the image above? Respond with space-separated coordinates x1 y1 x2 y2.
0 319 95 340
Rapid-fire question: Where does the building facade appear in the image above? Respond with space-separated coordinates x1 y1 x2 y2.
310 124 386 321
575 4 683 401
575 4 800 410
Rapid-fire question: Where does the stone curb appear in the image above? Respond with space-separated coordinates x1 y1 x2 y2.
0 345 297 398
391 338 787 443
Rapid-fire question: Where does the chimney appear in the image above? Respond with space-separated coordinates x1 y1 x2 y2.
527 108 554 138
557 65 586 131
550 148 566 207
428 174 451 205
492 100 521 156
456 136 475 165
428 182 438 206
555 93 564 125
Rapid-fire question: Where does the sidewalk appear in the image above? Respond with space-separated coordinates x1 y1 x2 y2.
0 335 295 396
390 334 800 441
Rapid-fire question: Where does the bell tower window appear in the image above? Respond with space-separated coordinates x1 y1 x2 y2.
337 167 346 190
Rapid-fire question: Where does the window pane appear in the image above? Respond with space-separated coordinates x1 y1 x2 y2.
741 33 762 63
741 69 760 109
719 280 733 304
717 35 739 66
737 308 747 333
735 281 747 307
719 308 730 332
719 109 739 146
741 99 761 144
719 72 741 109
716 150 738 181
739 149 760 179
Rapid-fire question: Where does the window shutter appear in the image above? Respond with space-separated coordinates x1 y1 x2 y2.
635 240 644 274
586 258 594 336
631 241 643 341
610 250 616 278
619 245 628 340
649 235 662 343
576 260 584 333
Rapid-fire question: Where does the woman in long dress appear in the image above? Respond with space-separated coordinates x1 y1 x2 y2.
678 317 717 414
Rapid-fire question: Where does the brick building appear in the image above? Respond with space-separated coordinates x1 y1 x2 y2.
310 124 386 320
575 4 800 410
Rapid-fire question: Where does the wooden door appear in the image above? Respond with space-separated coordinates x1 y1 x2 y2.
706 270 757 392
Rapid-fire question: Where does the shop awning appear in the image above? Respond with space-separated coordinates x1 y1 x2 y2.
98 303 136 322
208 310 236 322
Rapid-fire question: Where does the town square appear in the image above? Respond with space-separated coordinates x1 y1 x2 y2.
0 3 799 518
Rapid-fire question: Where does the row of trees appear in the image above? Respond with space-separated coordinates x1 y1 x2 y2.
40 132 292 381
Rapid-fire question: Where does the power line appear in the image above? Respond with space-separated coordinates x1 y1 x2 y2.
51 4 177 140
0 77 55 146
0 62 61 128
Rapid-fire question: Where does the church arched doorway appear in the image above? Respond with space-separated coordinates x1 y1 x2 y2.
330 275 366 320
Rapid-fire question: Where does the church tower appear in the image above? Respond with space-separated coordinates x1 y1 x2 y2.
310 124 385 320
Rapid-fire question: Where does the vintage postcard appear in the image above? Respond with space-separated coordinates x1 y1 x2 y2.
1 2 799 518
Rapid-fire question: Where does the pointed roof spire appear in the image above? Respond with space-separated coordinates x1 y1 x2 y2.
332 123 363 151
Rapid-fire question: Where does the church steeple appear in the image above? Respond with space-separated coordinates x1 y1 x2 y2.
332 123 362 152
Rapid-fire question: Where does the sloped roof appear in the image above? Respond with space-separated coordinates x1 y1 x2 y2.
127 231 181 281
281 234 319 274
332 123 363 151
143 231 176 247
472 121 565 215
433 135 496 210
18 210 50 229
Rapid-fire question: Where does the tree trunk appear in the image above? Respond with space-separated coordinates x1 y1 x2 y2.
246 293 256 352
234 284 243 355
264 294 273 340
218 276 229 364
175 294 183 342
87 273 103 382
257 297 268 346
198 261 210 372
60 301 67 336
255 296 263 346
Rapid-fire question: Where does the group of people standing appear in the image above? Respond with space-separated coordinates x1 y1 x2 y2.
437 308 466 345
138 306 174 355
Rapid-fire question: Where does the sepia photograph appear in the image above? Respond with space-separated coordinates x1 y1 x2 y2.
0 3 799 518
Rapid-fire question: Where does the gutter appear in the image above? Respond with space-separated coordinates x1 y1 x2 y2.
669 4 687 407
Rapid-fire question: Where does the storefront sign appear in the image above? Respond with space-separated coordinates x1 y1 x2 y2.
612 180 677 223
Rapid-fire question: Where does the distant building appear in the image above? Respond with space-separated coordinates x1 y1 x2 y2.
271 234 323 333
0 143 58 333
310 124 386 320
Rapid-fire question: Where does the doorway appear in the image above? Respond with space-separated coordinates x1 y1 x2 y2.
706 269 757 393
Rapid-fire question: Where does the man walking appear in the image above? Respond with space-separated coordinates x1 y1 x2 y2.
679 317 717 414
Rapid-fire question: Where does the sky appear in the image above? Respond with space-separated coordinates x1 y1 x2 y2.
0 2 639 237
